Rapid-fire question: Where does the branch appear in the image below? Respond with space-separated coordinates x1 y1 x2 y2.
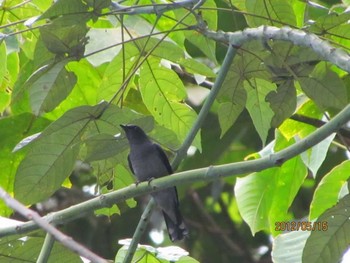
37 233 55 263
2 103 350 238
122 198 155 263
172 44 238 168
109 0 205 15
201 25 350 73
290 114 350 139
0 187 108 263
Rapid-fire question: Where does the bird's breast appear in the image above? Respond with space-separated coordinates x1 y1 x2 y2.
130 147 168 181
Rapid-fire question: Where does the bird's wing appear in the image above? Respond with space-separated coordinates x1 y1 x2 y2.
154 144 173 174
127 154 134 174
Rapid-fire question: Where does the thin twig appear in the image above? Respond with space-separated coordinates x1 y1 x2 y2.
0 187 108 263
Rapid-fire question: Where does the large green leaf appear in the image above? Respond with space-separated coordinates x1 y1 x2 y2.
0 235 82 263
217 98 245 138
85 28 124 66
310 160 350 220
0 43 6 88
14 103 107 204
44 60 101 119
303 194 350 263
97 43 138 103
217 48 267 137
246 0 297 27
266 79 296 127
235 135 307 235
139 58 200 149
25 60 77 115
299 62 348 110
244 78 276 144
235 169 275 234
300 133 336 177
39 20 89 57
38 0 89 20
272 231 311 263
279 100 323 140
309 11 350 35
0 113 50 215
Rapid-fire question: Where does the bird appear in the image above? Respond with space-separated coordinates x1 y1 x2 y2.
120 124 188 242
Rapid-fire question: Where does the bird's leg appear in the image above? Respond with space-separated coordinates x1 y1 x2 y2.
134 180 141 186
147 177 155 185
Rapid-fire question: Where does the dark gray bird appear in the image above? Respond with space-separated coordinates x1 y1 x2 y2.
120 124 188 242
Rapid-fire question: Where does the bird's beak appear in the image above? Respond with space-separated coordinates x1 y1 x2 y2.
120 124 127 131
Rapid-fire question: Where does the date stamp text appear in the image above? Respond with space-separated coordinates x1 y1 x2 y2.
275 221 328 232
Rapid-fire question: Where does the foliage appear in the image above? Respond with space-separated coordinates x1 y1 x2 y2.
0 0 350 262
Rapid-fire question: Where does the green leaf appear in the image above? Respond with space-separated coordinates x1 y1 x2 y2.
246 0 297 27
116 241 196 263
39 21 89 57
14 103 107 204
244 79 276 144
174 0 217 62
300 133 336 177
0 113 50 215
177 58 215 77
235 169 276 234
0 91 10 113
134 38 215 77
217 47 268 136
266 79 296 127
272 231 310 263
84 134 125 162
38 0 88 20
45 60 100 118
26 60 77 115
310 160 350 220
0 235 82 263
279 100 323 140
85 28 124 66
83 134 120 162
0 42 7 87
299 62 348 110
303 194 350 263
98 43 138 102
113 165 135 198
139 58 200 149
309 12 350 35
217 99 245 138
235 136 307 235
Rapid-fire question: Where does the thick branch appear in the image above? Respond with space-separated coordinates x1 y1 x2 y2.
202 25 350 73
1 103 350 238
109 0 204 15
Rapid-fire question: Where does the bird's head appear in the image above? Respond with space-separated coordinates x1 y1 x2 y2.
120 124 149 144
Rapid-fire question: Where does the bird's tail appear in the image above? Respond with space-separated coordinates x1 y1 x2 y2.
162 210 188 242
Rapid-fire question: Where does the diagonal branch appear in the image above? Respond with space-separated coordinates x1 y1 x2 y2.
1 103 350 239
0 187 108 263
